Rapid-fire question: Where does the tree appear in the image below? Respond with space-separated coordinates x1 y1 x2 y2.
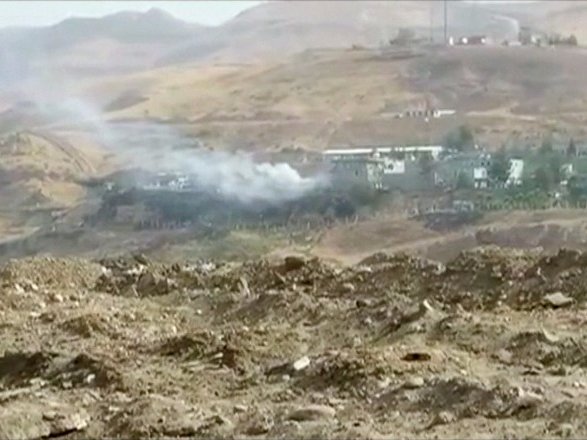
458 125 475 149
418 152 435 177
548 155 563 187
456 171 473 190
567 138 578 157
444 125 475 152
489 147 510 186
533 167 553 192
568 34 578 46
567 176 587 207
540 136 553 155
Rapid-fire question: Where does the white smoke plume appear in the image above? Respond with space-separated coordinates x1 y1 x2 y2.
97 120 329 203
7 89 329 204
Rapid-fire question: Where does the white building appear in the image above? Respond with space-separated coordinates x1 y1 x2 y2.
473 167 489 189
506 159 524 186
323 145 445 161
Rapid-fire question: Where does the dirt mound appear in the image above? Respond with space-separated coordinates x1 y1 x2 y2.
94 257 182 296
0 351 122 391
1 250 587 438
294 348 395 398
505 330 587 370
376 376 520 421
59 313 119 339
106 394 202 439
0 257 101 290
93 248 587 312
155 331 221 360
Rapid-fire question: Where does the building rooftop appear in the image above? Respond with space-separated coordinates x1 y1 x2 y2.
324 145 444 156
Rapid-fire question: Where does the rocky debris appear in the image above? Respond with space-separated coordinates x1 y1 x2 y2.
0 398 89 440
292 355 311 372
59 313 117 339
0 257 101 290
155 331 221 360
554 423 575 438
505 330 587 369
0 351 55 386
87 247 587 311
404 377 425 389
266 355 311 378
283 256 307 272
135 271 177 297
377 376 518 421
543 292 574 308
286 404 336 422
295 349 395 398
107 394 202 438
513 388 544 411
402 352 432 362
0 350 121 391
132 253 150 266
242 411 274 435
95 258 182 297
1 249 587 438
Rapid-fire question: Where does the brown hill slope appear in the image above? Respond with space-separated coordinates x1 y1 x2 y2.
2 0 585 81
84 45 587 151
160 0 522 64
0 8 205 83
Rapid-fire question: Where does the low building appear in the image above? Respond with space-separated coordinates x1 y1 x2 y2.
325 146 442 192
324 145 445 161
329 155 386 190
326 147 526 192
435 152 491 189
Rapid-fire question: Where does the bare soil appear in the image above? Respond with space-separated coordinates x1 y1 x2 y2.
1 250 587 439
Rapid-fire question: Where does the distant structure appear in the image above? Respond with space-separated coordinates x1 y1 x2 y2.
324 146 525 193
324 145 445 192
388 108 456 120
506 159 524 187
324 145 445 161
519 27 548 46
450 35 488 46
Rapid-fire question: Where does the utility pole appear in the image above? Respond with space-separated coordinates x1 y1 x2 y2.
444 0 448 45
429 2 434 43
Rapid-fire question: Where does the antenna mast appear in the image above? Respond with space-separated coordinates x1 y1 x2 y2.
444 0 448 44
429 2 433 43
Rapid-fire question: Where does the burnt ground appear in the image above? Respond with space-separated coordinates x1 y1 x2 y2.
1 248 587 439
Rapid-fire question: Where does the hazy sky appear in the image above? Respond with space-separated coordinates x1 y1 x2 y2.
0 1 262 28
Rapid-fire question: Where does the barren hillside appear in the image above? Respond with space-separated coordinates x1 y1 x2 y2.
0 0 560 83
160 0 521 65
66 44 587 152
0 8 206 84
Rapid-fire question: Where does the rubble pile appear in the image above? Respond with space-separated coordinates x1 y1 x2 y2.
1 247 587 438
90 247 587 312
0 257 101 290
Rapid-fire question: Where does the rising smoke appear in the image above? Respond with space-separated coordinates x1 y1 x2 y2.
0 23 329 205
8 88 329 204
97 120 328 203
